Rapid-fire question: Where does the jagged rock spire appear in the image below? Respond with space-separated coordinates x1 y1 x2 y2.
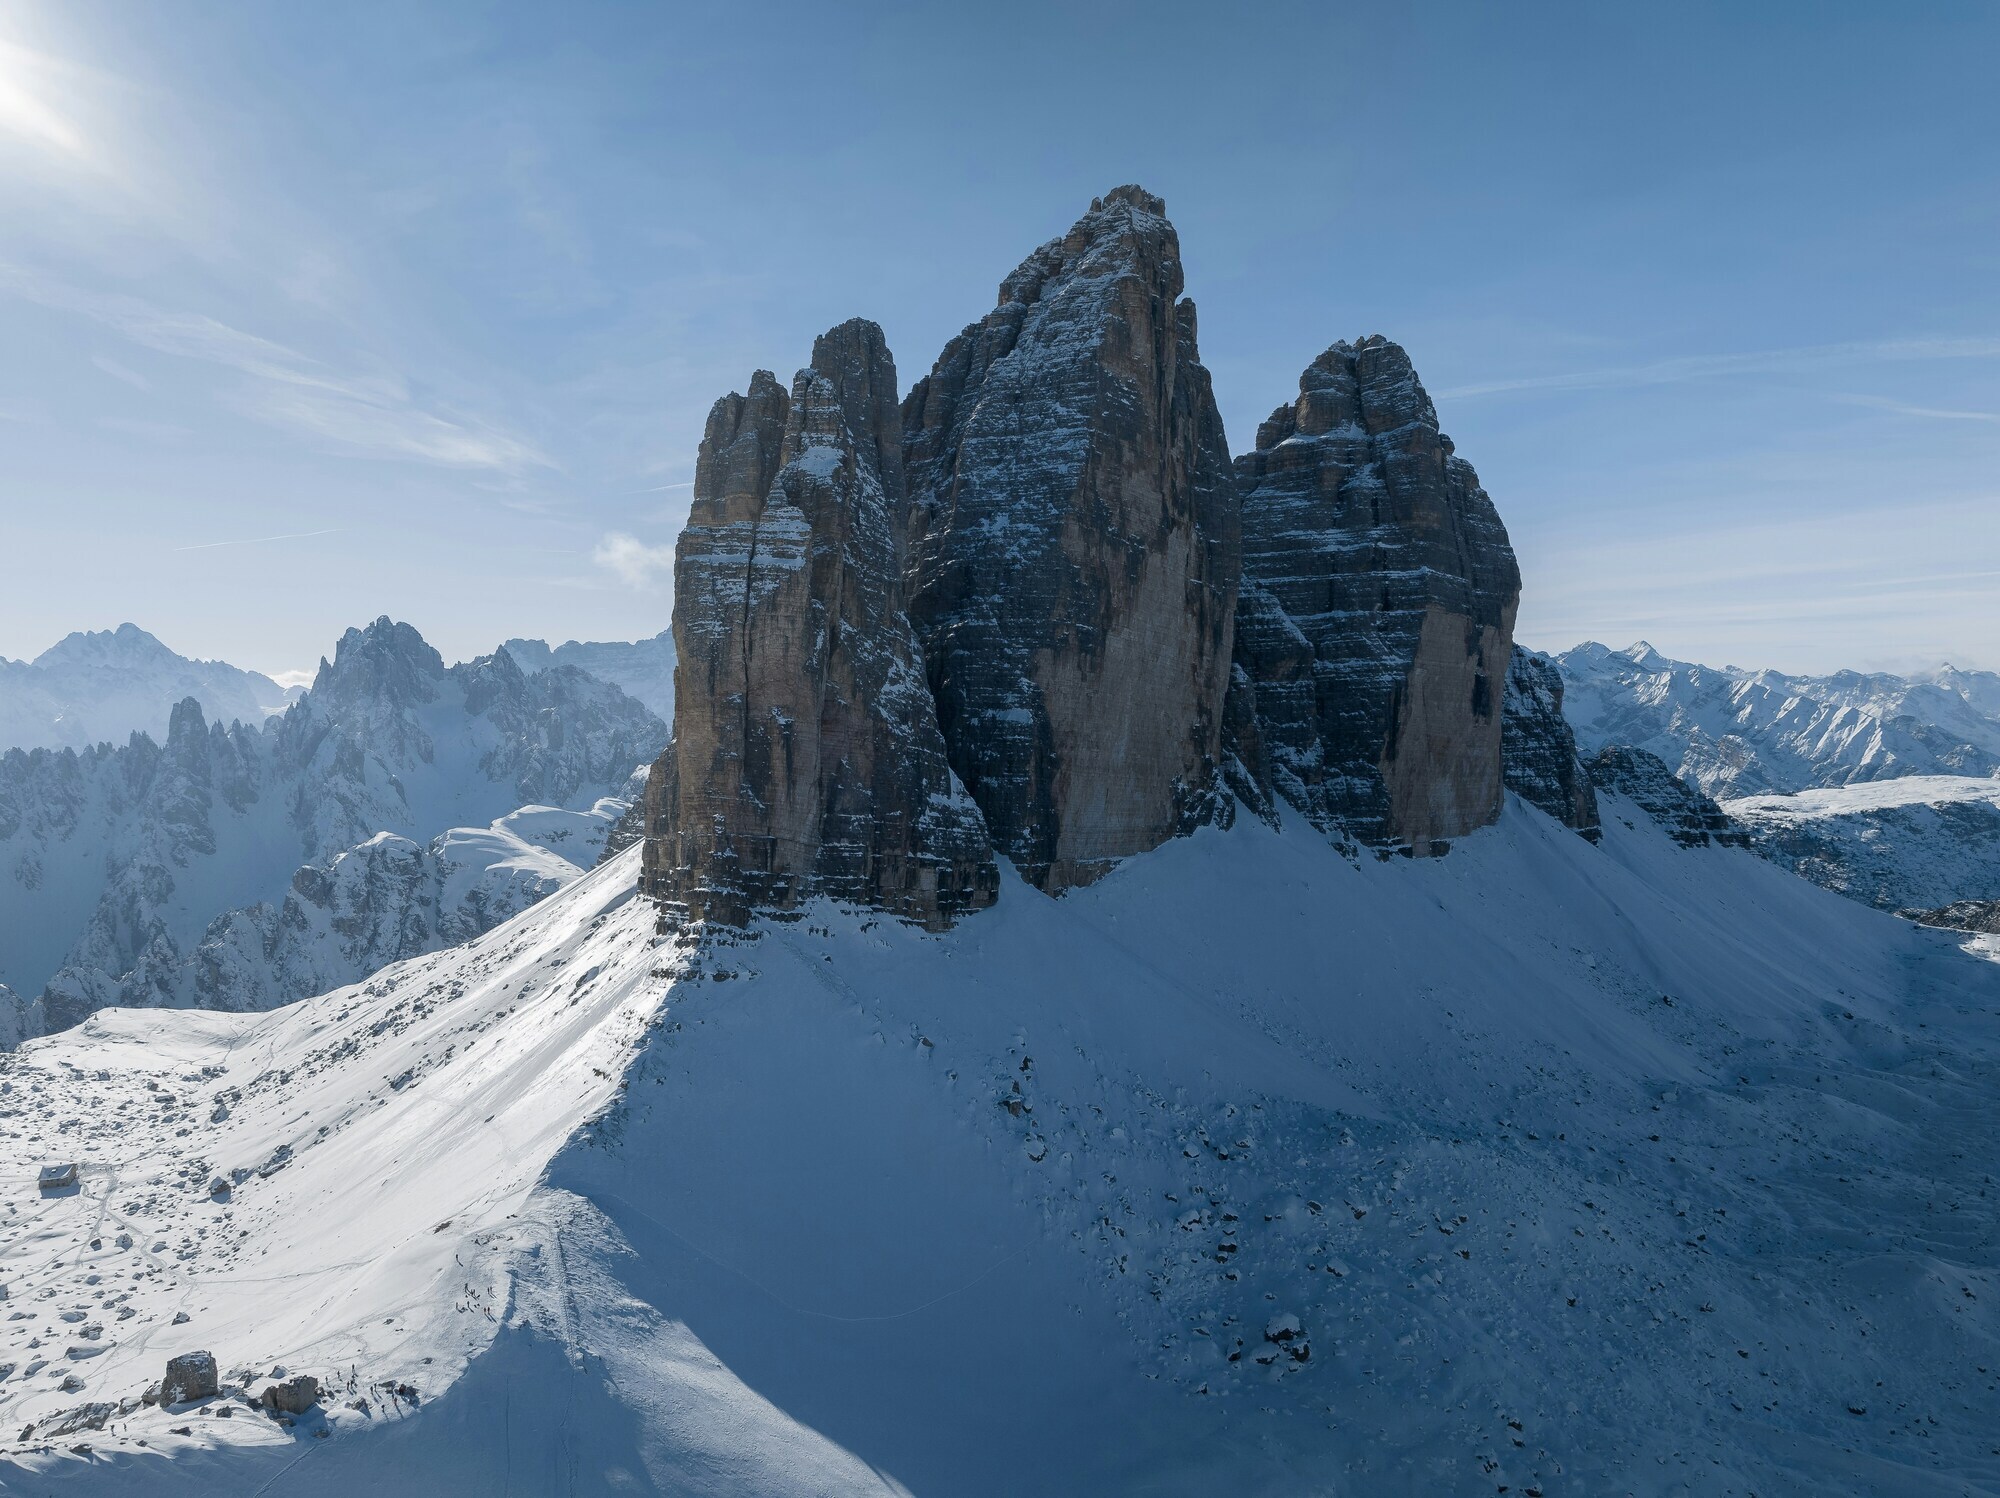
1229 337 1521 853
900 186 1240 892
644 319 997 929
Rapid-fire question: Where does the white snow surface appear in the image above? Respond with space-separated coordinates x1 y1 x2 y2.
1727 774 2000 820
2 800 1997 1495
1723 775 2000 912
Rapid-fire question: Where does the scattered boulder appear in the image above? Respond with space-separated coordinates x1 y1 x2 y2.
258 1373 320 1415
160 1349 219 1405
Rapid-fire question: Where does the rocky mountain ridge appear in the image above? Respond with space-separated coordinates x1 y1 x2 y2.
646 187 1550 926
0 617 663 1040
1556 640 2000 797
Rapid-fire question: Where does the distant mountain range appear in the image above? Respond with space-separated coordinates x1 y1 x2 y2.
0 624 301 752
502 629 675 721
1555 640 2000 798
0 617 665 1044
1556 641 2000 916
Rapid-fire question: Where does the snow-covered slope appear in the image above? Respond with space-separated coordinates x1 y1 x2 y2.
1724 774 2000 912
502 630 676 722
0 618 665 1038
1558 641 2000 797
0 625 299 754
87 798 631 1019
3 796 1996 1495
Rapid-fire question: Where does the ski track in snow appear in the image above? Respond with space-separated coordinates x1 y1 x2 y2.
0 799 1997 1496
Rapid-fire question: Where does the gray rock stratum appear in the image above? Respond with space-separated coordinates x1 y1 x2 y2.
645 187 1550 929
900 185 1240 892
1589 745 1749 850
1502 648 1601 840
1229 337 1521 854
644 320 996 930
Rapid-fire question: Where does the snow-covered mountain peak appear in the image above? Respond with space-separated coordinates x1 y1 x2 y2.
31 624 185 672
1556 638 2000 797
0 627 300 755
303 617 449 714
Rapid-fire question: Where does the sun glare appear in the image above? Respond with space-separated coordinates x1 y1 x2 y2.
0 37 89 160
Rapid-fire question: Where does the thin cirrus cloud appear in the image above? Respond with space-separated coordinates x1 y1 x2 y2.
1830 393 2000 424
592 532 676 589
2 267 549 473
90 353 151 390
1436 336 2000 400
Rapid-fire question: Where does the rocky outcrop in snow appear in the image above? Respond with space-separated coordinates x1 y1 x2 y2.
1502 648 1600 839
900 186 1240 892
1 618 664 1038
645 320 997 929
1229 337 1520 854
1906 898 2000 934
1557 641 2000 797
1588 745 1748 849
0 623 299 754
1722 775 2000 912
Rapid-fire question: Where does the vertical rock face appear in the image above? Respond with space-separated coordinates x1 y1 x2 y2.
1230 337 1520 853
900 186 1240 892
644 320 997 929
1502 648 1601 840
1588 745 1749 848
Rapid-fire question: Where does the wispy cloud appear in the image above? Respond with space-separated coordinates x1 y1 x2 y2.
90 353 151 390
1437 336 2000 400
1830 393 2000 424
172 527 341 553
2 268 550 473
592 532 676 588
624 479 693 494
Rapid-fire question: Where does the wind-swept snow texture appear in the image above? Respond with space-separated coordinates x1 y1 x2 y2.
3 802 1997 1496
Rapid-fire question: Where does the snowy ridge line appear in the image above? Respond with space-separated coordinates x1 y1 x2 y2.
0 846 679 1478
1 800 1996 1493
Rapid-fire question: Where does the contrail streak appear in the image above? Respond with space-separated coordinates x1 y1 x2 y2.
172 528 341 552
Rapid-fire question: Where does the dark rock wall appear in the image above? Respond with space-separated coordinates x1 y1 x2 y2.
1502 648 1601 839
644 321 996 929
1229 338 1520 854
900 186 1240 892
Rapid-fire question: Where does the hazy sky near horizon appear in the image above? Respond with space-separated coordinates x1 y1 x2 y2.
1 0 1996 679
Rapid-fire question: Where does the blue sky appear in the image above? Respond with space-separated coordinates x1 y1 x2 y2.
1 0 1995 679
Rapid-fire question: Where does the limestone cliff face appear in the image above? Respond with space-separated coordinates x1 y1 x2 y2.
1588 745 1749 849
644 320 996 929
1502 648 1601 840
900 186 1240 893
1229 337 1520 854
